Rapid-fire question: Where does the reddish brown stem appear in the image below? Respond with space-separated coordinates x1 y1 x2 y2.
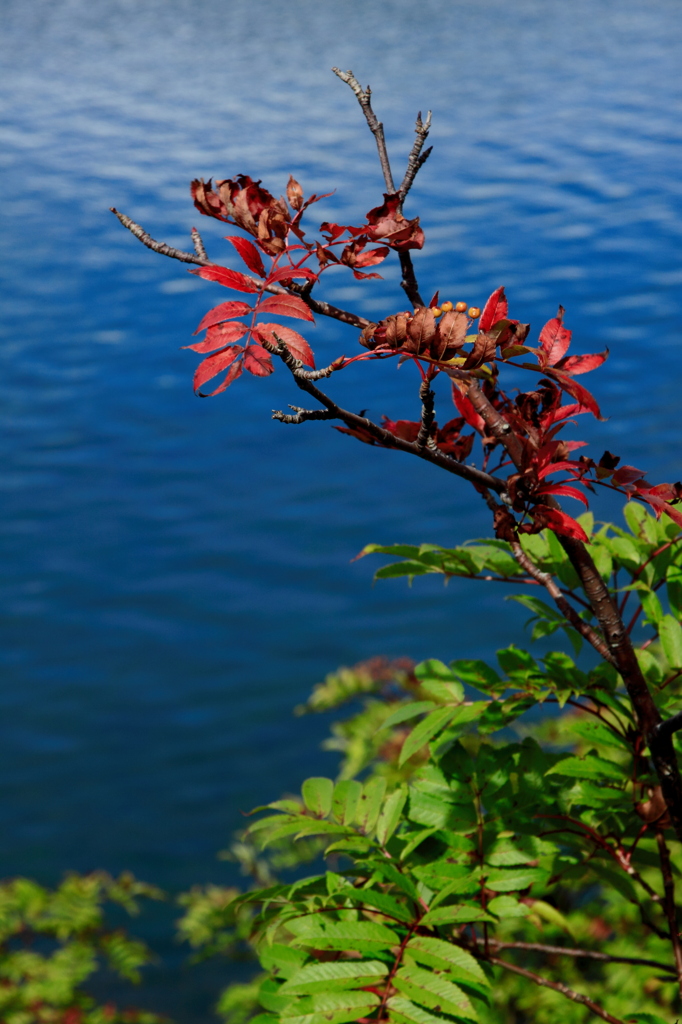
488 956 627 1024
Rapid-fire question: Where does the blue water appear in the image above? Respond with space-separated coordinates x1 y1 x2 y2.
2 0 682 1017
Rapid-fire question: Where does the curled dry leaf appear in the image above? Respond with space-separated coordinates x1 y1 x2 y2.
364 194 424 252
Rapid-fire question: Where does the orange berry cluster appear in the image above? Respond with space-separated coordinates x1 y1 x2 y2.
431 300 481 319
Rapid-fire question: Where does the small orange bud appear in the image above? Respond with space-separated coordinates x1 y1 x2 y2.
431 307 442 317
468 306 481 319
455 301 467 313
440 301 454 312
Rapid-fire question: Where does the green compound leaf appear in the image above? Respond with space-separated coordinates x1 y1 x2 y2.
660 614 682 669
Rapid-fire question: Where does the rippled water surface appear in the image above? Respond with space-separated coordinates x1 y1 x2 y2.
2 0 682 1017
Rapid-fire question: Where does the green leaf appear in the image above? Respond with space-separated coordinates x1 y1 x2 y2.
287 920 399 952
332 780 362 826
355 777 387 834
301 778 333 818
485 867 548 892
335 887 415 924
415 660 465 703
376 786 408 844
279 959 388 994
394 964 477 1022
406 936 489 986
399 707 458 767
281 990 380 1024
530 899 574 935
450 659 501 692
660 614 682 669
388 995 453 1024
376 562 435 580
400 827 438 861
544 753 626 782
667 565 682 618
381 702 437 732
359 543 421 559
420 903 494 926
487 895 529 919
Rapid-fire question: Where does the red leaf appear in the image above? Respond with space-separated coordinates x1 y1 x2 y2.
354 246 390 268
243 343 274 377
429 291 440 309
194 345 243 392
535 507 589 542
267 265 318 284
537 460 584 480
258 294 315 322
225 236 266 277
206 359 243 397
479 287 508 332
191 265 259 293
539 306 571 366
451 382 485 433
541 402 591 428
536 484 590 507
554 350 609 376
253 323 315 368
193 301 253 335
352 270 383 280
637 492 682 528
544 368 604 420
612 465 646 487
185 321 249 353
381 418 420 442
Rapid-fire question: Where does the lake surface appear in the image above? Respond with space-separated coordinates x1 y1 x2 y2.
2 0 682 1017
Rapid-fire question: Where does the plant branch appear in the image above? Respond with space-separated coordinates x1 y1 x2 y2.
488 956 628 1024
398 111 432 203
111 208 371 330
331 68 395 192
191 227 208 261
268 340 507 494
272 405 337 425
331 68 425 308
464 378 682 842
656 827 682 993
509 539 615 664
111 208 210 265
485 939 676 975
416 378 436 450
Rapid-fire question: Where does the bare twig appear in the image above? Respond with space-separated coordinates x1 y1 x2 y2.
416 378 436 450
111 208 371 330
398 111 432 203
332 68 426 308
656 828 682 993
111 208 210 265
273 405 337 425
331 68 395 192
485 939 676 975
509 540 615 665
191 227 208 261
488 956 629 1024
268 338 507 494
